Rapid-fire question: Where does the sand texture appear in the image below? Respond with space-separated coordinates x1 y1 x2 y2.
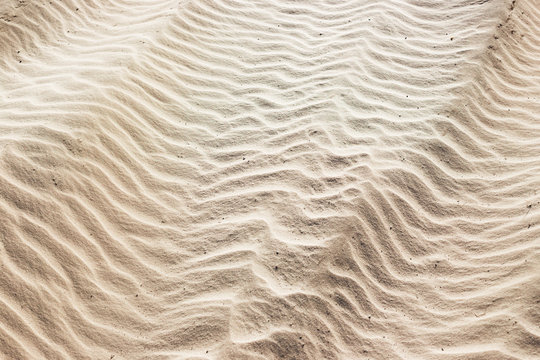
0 0 539 359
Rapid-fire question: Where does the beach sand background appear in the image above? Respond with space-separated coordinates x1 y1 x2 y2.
0 0 539 359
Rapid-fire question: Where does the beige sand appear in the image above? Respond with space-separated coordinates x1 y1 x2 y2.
0 0 539 359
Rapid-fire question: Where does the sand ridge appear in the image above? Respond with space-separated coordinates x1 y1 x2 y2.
0 0 539 359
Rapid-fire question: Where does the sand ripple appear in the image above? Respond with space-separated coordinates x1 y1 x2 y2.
0 0 539 359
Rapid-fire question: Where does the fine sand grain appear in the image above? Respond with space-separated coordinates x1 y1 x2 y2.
0 0 539 359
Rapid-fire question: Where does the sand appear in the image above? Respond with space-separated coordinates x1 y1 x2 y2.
0 0 539 359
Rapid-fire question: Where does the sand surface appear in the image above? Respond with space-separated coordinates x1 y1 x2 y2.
1 0 539 359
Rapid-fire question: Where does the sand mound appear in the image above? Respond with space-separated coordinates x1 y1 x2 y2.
0 0 539 359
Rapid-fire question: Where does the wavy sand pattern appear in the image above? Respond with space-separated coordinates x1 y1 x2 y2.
1 0 539 359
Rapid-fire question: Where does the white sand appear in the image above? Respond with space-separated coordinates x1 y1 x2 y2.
0 0 539 359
